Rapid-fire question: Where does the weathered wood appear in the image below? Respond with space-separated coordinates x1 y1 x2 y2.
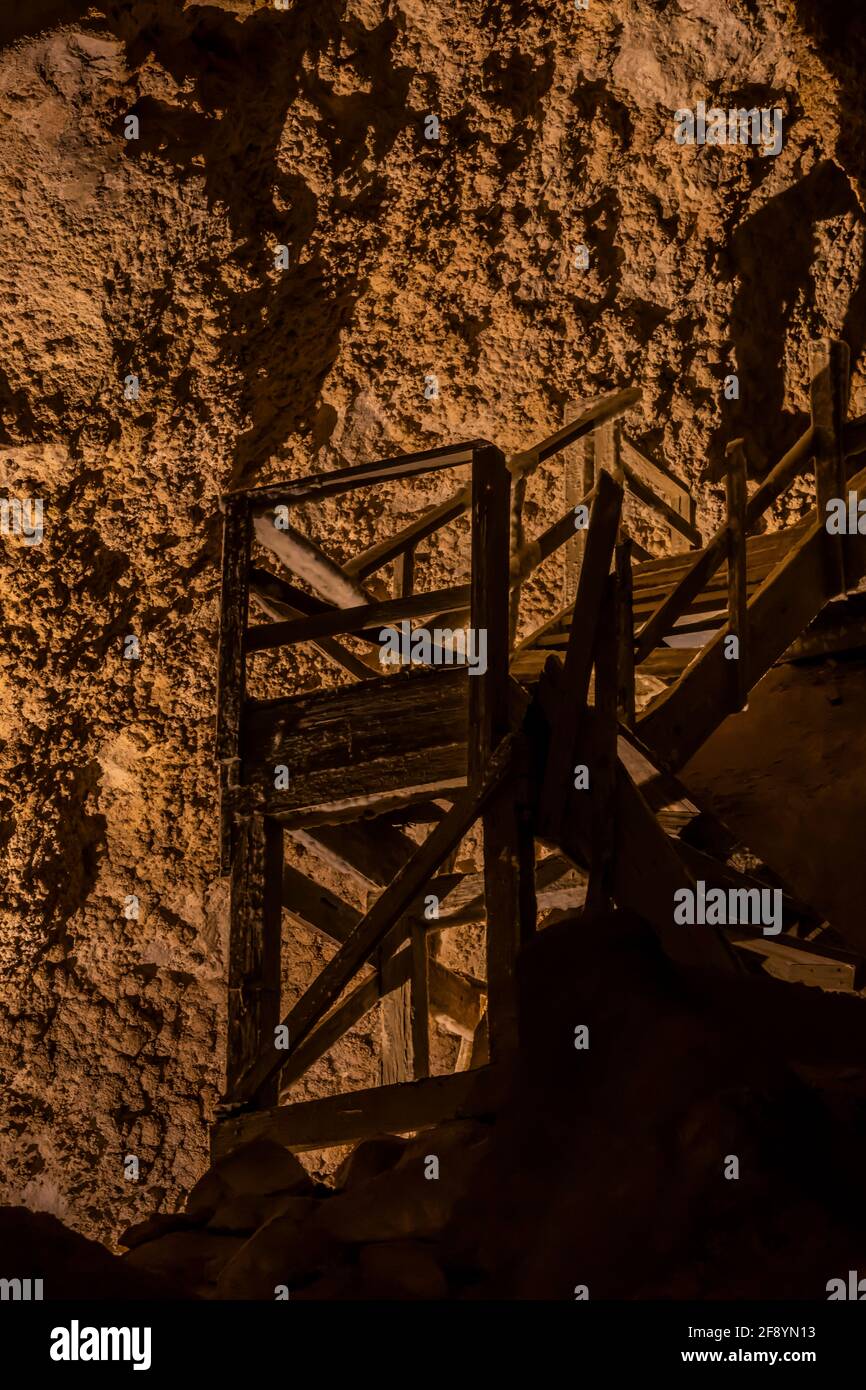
393 545 415 600
253 513 372 611
639 461 866 771
468 445 512 789
410 922 430 1079
620 453 702 547
271 768 467 830
291 820 416 889
538 469 623 838
226 816 284 1106
509 486 597 588
246 583 471 653
634 429 814 664
562 401 588 608
281 863 359 945
615 537 635 728
508 387 641 477
250 583 377 682
428 960 486 1039
621 436 694 526
585 576 617 917
232 735 518 1102
240 440 485 510
811 338 850 595
242 668 469 807
346 492 470 581
725 439 749 709
216 497 252 872
214 1066 503 1159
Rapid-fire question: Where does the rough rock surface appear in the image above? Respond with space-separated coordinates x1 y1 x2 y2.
2 0 866 1245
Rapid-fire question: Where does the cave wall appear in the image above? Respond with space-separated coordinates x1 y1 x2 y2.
2 0 866 1243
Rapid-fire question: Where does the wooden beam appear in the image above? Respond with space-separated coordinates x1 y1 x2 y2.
246 583 471 653
468 444 512 788
281 863 359 944
615 537 635 729
508 387 641 477
237 439 486 510
290 820 416 889
811 338 850 595
249 585 377 682
538 469 623 839
634 428 815 664
585 575 617 917
216 497 251 872
226 815 284 1107
410 922 430 1079
230 734 518 1103
725 439 749 709
345 492 470 582
253 513 372 611
638 461 866 771
214 1066 503 1159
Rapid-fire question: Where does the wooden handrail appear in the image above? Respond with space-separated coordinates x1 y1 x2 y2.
635 425 816 664
229 439 489 511
245 583 471 652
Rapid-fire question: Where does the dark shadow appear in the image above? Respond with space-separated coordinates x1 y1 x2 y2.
718 160 863 475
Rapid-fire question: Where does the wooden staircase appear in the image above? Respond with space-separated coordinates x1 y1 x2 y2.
212 338 866 1160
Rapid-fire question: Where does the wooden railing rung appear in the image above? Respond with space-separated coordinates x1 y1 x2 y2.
245 583 471 653
724 439 749 709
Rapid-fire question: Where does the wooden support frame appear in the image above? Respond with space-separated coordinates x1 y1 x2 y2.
538 469 624 840
725 439 749 710
229 733 518 1106
226 815 284 1107
216 496 252 873
615 537 635 729
585 575 618 917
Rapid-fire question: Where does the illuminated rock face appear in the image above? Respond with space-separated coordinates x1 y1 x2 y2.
1 0 866 1247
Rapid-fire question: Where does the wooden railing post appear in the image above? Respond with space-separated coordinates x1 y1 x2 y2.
563 400 596 607
585 573 618 917
216 494 252 873
470 445 532 1057
615 537 635 729
811 338 851 595
226 814 283 1108
724 439 749 710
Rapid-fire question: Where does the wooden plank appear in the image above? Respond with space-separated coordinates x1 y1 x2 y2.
483 754 537 1056
725 439 749 709
238 439 484 510
242 668 469 795
226 816 284 1106
621 436 693 521
246 583 471 653
270 767 467 830
562 401 586 608
253 513 372 610
468 445 512 788
230 734 518 1103
621 454 702 547
615 537 635 728
345 492 469 581
216 497 252 871
508 387 641 476
538 469 623 838
393 546 415 600
410 922 430 1079
281 863 359 944
291 820 416 889
634 430 814 664
811 338 850 595
249 583 377 682
214 1066 503 1159
585 576 617 916
638 461 866 771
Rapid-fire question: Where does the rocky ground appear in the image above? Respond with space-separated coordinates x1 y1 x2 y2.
2 0 866 1248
